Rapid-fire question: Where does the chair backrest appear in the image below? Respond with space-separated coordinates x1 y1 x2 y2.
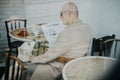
103 39 120 58
5 48 26 80
91 34 115 56
5 19 27 47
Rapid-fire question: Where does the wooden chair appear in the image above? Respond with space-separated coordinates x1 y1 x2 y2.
4 48 26 80
0 66 5 80
5 19 27 56
91 34 115 56
103 39 120 58
55 73 63 80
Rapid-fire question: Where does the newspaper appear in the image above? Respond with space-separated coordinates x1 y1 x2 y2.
41 22 65 46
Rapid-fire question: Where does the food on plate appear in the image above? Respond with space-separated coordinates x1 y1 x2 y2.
17 30 28 36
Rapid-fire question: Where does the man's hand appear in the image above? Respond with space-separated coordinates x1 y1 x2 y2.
29 55 36 61
56 56 74 63
29 54 47 64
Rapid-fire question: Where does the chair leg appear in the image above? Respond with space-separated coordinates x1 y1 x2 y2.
16 48 18 56
0 66 5 79
55 73 63 80
99 52 102 56
91 52 94 56
10 47 18 56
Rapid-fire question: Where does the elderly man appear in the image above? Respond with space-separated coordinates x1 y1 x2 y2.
29 2 92 80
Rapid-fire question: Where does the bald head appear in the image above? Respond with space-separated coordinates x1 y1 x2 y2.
61 2 78 13
61 2 79 25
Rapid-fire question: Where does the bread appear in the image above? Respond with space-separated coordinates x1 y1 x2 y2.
17 30 28 36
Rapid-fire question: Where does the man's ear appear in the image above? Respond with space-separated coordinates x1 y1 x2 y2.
60 13 62 16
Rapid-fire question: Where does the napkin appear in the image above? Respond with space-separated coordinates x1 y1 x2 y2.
18 42 35 62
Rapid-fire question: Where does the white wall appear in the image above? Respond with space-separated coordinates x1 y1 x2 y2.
0 0 25 51
75 0 120 38
25 0 120 38
0 0 120 52
24 0 70 24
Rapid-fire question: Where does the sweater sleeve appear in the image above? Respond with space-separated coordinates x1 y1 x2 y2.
31 29 74 63
31 22 92 63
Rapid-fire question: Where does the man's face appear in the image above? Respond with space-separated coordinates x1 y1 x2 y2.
61 10 78 25
61 11 70 25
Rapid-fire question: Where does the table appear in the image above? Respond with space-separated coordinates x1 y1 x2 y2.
9 27 48 61
9 27 46 42
62 56 117 80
